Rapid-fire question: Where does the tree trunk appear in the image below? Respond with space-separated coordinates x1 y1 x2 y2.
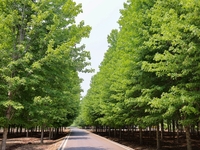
1 127 8 150
49 128 51 140
1 104 12 150
40 126 44 144
185 126 192 150
26 128 29 137
108 126 111 137
161 120 164 140
149 126 152 139
119 128 122 139
172 119 175 141
20 125 23 134
176 121 180 143
114 128 116 138
156 124 161 150
139 127 143 145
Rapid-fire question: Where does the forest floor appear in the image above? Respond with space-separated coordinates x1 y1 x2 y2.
1 129 200 150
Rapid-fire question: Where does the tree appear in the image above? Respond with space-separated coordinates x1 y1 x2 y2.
142 0 200 149
78 0 200 149
0 0 91 149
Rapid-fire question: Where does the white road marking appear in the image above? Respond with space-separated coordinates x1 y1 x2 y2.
58 129 71 150
59 128 135 150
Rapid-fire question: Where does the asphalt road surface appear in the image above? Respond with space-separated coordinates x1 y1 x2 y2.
58 127 134 150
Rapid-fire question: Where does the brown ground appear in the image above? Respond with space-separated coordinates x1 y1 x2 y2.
0 130 69 150
95 130 200 150
1 129 200 150
1 130 146 150
1 130 153 150
4 137 64 150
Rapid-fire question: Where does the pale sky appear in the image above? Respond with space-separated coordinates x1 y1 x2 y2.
74 0 126 97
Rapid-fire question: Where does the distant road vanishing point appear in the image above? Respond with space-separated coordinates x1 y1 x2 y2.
58 127 135 150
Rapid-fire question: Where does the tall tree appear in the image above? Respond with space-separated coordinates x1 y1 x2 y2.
142 0 200 149
0 0 91 149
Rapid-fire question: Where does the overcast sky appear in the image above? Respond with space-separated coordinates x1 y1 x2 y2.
74 0 126 96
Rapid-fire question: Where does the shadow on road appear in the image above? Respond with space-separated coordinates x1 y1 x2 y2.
63 147 106 150
70 130 89 136
68 137 88 140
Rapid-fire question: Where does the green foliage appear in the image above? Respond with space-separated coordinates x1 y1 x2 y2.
142 0 200 126
0 0 91 130
77 0 200 135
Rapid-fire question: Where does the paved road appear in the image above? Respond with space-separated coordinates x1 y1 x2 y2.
59 127 134 150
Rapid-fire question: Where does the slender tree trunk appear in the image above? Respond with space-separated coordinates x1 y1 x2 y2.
49 128 52 140
16 126 19 134
167 123 170 132
119 128 122 139
95 126 97 133
172 119 175 142
176 121 180 143
185 126 192 150
156 124 161 150
148 126 151 139
1 104 12 150
26 128 29 137
40 126 44 144
139 127 143 145
114 128 116 138
108 126 111 137
161 120 164 140
1 127 8 150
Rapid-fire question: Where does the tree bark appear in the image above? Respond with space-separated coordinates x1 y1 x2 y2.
119 128 122 139
156 124 161 150
108 126 111 137
1 128 8 150
26 128 29 137
185 126 192 150
139 127 143 145
176 121 180 143
114 128 116 138
40 126 44 144
149 126 152 139
49 128 52 140
161 120 164 140
172 119 175 141
1 104 12 150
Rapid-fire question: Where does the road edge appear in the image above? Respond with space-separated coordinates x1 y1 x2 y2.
57 129 71 150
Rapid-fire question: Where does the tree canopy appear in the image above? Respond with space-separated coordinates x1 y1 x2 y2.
78 0 200 149
0 0 92 149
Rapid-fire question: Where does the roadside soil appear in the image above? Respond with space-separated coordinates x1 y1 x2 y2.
0 129 153 150
1 129 200 150
0 130 69 150
1 129 154 150
94 131 200 150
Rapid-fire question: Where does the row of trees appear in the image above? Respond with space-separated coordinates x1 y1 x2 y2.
76 0 200 150
0 0 91 150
